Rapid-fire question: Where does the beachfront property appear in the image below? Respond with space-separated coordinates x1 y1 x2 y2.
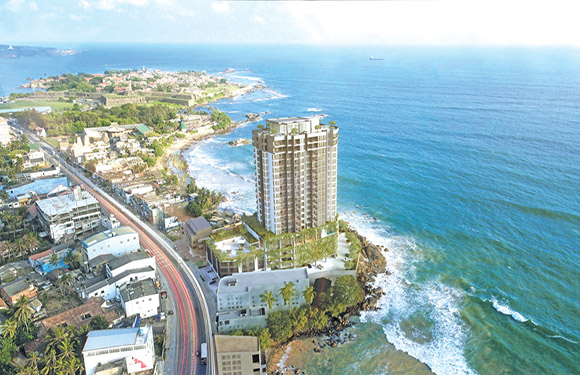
216 268 309 333
252 117 338 235
0 117 10 146
35 186 102 243
119 278 159 319
82 226 139 261
82 326 155 375
214 335 266 375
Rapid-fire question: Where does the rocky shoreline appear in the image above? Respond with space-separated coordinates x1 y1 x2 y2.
268 224 390 374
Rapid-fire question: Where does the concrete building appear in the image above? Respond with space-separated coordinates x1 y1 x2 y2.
182 216 212 258
81 265 155 301
0 117 10 146
0 277 37 306
82 326 155 375
216 268 309 332
82 226 139 261
3 176 69 199
35 187 101 243
119 279 159 319
106 252 155 279
214 335 265 375
252 117 338 235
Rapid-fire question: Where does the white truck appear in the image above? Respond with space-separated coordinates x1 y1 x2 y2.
200 342 207 365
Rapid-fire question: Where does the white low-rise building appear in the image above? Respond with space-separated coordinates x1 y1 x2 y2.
216 268 309 332
119 279 159 319
81 265 155 301
82 326 155 375
106 252 155 278
82 226 140 261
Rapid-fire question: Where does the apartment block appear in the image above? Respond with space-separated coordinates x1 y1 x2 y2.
214 335 265 375
252 117 338 235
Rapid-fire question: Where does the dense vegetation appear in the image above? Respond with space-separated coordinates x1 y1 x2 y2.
46 73 97 92
0 135 31 179
185 181 222 218
12 104 178 136
232 276 363 350
210 109 232 131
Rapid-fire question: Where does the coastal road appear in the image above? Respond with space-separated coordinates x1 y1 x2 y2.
27 132 215 375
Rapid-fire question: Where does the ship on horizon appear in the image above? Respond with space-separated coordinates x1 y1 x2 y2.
370 56 384 60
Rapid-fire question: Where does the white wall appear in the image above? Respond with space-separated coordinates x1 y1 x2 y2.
85 233 140 261
121 293 160 319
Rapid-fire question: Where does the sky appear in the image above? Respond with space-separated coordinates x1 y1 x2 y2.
1 0 580 45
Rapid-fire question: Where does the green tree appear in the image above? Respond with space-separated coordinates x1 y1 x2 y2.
302 286 316 307
89 315 109 330
278 281 296 307
1 319 18 339
260 290 275 311
266 311 293 343
13 295 33 329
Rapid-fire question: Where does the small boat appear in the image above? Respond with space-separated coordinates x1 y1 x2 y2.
7 45 14 50
370 56 384 61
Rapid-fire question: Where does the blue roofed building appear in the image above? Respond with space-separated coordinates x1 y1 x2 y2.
28 243 74 275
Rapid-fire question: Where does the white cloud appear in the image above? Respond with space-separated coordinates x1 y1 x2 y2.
5 0 26 12
254 15 264 24
211 1 230 14
281 0 580 45
29 1 38 11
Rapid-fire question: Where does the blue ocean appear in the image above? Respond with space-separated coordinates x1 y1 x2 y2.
1 45 579 375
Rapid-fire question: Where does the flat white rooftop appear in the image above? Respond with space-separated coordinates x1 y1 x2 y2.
36 191 98 217
83 326 151 352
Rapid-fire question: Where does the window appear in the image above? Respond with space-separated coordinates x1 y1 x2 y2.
252 354 260 363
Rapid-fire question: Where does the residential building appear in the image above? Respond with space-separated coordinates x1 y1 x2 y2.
106 252 155 279
35 187 101 243
39 297 120 336
82 226 139 261
182 216 212 258
28 243 73 275
0 277 37 306
0 117 10 146
17 166 62 181
82 326 155 375
81 258 155 301
252 117 338 235
214 335 266 375
119 279 159 319
216 268 309 332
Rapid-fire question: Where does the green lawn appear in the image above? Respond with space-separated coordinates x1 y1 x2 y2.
44 138 60 149
0 100 74 112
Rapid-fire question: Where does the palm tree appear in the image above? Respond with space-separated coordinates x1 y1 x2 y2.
13 237 28 258
1 318 18 339
27 351 41 370
14 295 33 329
45 326 70 354
260 290 275 311
302 286 316 307
49 253 60 270
278 281 296 307
40 349 57 375
24 233 39 255
63 251 79 270
57 337 75 362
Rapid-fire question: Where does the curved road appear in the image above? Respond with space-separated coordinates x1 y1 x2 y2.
29 134 215 375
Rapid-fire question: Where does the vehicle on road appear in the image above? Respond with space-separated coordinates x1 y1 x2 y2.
200 343 207 365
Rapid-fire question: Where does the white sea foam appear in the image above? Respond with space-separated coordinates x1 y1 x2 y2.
252 89 288 102
490 297 529 323
183 139 255 214
307 107 323 112
345 211 476 375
